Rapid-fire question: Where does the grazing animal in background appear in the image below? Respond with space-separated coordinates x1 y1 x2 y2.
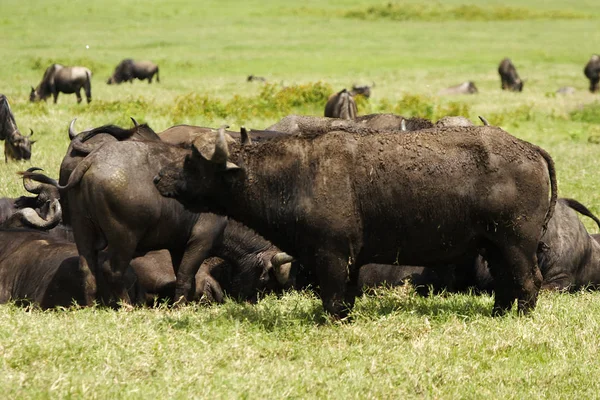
30 64 92 104
584 55 600 93
324 89 357 119
556 86 576 95
0 94 35 162
107 59 160 84
247 75 266 82
154 125 557 318
350 84 374 99
498 58 524 92
439 81 478 95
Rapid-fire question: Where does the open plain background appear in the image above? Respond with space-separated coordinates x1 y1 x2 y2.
1 0 600 398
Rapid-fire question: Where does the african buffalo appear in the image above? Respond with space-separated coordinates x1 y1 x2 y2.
584 55 600 93
0 94 34 162
30 64 92 104
439 81 478 95
324 89 357 119
107 59 160 84
498 58 524 92
154 125 557 318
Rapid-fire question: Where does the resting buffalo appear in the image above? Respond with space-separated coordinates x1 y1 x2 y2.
154 125 557 318
107 59 160 84
0 94 34 162
439 81 478 95
498 58 524 92
584 55 600 93
324 89 357 119
30 64 92 104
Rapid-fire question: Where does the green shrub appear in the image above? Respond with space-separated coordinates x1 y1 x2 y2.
570 102 600 124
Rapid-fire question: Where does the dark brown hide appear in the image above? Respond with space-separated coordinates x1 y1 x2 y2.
498 58 524 92
324 89 357 119
30 64 92 104
107 59 160 84
584 55 600 93
350 85 372 98
154 126 557 318
265 114 432 136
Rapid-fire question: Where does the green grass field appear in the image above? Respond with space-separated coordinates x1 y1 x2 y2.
2 0 600 398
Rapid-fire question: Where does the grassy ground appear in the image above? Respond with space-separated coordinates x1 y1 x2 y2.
1 0 600 398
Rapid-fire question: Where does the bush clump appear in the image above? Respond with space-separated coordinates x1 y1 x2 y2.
388 93 470 121
570 102 600 124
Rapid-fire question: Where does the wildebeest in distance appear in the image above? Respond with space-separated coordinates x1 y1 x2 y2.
247 75 266 82
439 81 478 95
107 59 160 84
154 125 557 319
0 94 35 162
324 89 357 119
350 83 374 99
498 58 524 92
30 64 92 104
584 55 600 93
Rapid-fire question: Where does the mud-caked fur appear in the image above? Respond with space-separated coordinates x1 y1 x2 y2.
154 125 557 318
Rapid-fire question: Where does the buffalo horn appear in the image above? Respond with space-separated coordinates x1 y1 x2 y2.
28 128 34 138
401 119 407 132
211 125 230 164
31 86 35 92
240 126 251 145
478 116 490 126
271 252 295 286
130 117 139 128
22 167 45 194
12 199 62 230
68 118 78 140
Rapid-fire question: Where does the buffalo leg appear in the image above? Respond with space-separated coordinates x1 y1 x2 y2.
75 89 82 104
173 214 226 303
84 81 92 103
590 78 599 93
53 91 59 104
315 247 354 319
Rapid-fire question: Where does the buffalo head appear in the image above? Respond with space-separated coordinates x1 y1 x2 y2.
5 129 35 161
154 126 240 211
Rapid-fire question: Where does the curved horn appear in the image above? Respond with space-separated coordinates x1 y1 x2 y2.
68 118 77 140
478 116 490 126
130 117 139 128
240 126 251 146
211 125 230 164
271 252 294 266
28 128 34 138
22 167 45 194
7 199 62 230
31 86 35 92
271 252 295 286
401 119 407 132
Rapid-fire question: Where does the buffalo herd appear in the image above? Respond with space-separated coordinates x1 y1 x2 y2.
0 53 599 319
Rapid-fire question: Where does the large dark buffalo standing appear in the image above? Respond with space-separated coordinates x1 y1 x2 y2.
0 94 34 162
107 59 160 84
324 89 357 119
498 58 524 92
30 64 92 104
154 125 557 318
584 54 600 93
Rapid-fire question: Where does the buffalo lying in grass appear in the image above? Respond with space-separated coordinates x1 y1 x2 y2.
439 81 478 95
154 125 557 318
107 59 160 84
498 58 524 92
0 94 34 162
30 64 92 104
